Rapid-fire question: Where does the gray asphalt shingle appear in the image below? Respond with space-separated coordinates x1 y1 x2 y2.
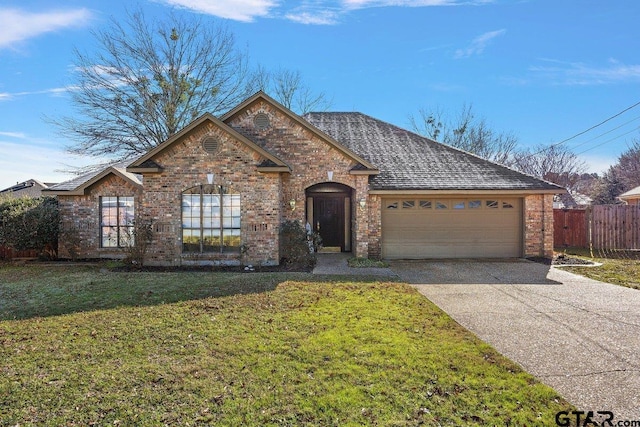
47 159 141 192
304 112 562 191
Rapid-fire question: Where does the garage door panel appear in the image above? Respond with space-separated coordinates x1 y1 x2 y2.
382 198 522 259
383 243 517 259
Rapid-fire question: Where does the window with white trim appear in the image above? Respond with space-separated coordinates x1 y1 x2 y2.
100 196 135 247
182 185 241 253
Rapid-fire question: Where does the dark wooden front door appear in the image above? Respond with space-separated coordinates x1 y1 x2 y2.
313 195 345 250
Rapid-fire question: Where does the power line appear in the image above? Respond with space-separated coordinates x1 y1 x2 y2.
575 125 640 156
549 100 640 149
568 114 640 151
521 100 640 159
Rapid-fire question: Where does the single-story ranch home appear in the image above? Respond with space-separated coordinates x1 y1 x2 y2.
46 92 563 266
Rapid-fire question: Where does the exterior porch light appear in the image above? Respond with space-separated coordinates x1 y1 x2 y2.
206 173 214 185
289 199 296 211
359 198 366 210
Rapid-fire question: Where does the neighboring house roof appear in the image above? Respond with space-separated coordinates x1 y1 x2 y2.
0 179 52 198
45 160 142 196
304 112 563 192
553 191 592 209
619 185 640 202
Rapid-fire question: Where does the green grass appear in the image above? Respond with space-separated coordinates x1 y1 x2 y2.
557 248 640 289
347 257 390 268
0 264 572 425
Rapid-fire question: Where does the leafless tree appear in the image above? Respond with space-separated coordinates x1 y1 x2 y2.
252 66 332 115
53 9 253 160
590 138 640 203
409 104 519 165
615 139 640 189
511 144 587 189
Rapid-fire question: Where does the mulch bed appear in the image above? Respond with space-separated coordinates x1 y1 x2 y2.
528 254 596 266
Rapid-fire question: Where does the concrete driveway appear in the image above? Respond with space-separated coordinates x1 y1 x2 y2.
391 259 640 421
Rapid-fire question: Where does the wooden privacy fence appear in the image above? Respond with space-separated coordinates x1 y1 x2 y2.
0 245 39 259
554 205 640 250
554 209 588 248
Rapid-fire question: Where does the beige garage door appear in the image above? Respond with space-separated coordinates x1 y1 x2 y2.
382 197 523 259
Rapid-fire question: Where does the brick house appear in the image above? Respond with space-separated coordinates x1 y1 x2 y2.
619 186 640 205
46 92 562 265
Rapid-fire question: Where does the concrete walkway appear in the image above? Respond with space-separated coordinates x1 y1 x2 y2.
391 259 640 421
312 253 398 277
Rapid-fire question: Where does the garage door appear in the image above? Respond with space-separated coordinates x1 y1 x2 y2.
382 197 522 259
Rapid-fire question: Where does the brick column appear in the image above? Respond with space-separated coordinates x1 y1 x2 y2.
524 194 554 258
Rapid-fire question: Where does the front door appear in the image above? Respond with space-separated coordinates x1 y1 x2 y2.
313 195 345 250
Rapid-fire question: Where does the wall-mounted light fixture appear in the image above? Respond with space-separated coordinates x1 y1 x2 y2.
206 173 214 185
359 198 366 210
289 199 296 211
327 171 334 181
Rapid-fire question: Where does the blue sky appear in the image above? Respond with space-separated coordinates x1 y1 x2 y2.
1 0 639 190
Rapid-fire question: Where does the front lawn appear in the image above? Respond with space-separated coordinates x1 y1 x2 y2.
0 264 571 425
558 248 640 289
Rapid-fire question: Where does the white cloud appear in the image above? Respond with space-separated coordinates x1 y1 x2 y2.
286 0 494 25
163 0 493 25
0 131 27 139
530 58 640 86
0 8 92 49
454 29 506 58
342 0 492 8
0 87 71 102
344 0 440 7
285 10 341 25
156 0 278 22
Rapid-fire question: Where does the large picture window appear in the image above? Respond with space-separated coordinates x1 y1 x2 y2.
182 185 241 253
100 196 135 247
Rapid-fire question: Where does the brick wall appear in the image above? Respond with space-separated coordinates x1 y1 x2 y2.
524 194 554 258
367 195 382 259
57 174 142 259
140 120 281 266
227 99 371 259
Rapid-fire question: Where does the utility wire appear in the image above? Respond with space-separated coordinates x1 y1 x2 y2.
548 100 640 149
520 100 640 159
575 126 640 156
567 115 640 151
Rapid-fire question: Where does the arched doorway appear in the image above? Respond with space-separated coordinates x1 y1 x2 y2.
306 183 353 252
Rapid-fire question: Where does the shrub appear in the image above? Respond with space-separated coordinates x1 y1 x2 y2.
119 217 154 267
0 196 59 257
60 225 82 262
279 220 319 269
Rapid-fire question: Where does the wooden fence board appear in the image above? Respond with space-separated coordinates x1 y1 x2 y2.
553 209 588 248
0 246 39 259
555 205 640 250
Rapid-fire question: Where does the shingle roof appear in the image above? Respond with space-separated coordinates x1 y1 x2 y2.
619 185 640 200
304 112 562 191
0 179 49 194
47 159 142 192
